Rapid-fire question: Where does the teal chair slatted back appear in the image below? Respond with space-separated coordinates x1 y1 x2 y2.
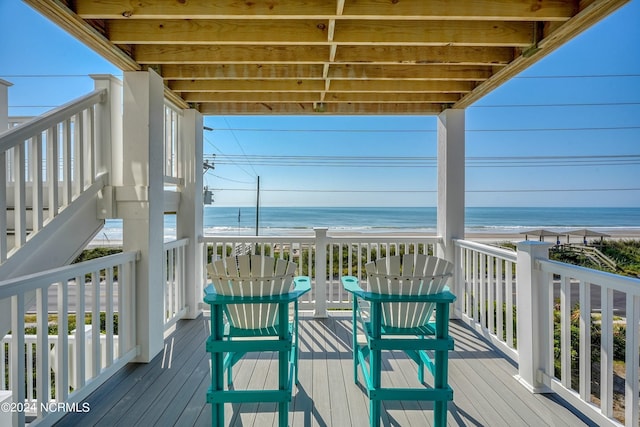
208 255 297 329
365 254 453 328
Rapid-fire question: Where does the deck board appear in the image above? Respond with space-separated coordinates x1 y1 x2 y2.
56 313 598 427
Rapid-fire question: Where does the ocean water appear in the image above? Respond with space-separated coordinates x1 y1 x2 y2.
98 207 640 240
201 206 640 236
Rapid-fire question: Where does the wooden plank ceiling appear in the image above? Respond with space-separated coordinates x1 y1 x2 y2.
25 0 629 115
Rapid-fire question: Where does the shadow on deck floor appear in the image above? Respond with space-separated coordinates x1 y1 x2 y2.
55 313 597 426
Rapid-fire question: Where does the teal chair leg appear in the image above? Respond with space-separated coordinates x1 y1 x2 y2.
278 302 289 427
211 305 225 427
352 298 359 383
294 300 300 384
369 302 382 427
434 302 451 427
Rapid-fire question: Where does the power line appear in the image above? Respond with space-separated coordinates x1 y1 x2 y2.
471 102 640 108
204 128 256 179
467 188 640 193
469 126 640 133
224 117 258 177
208 154 640 168
206 125 640 133
211 128 436 133
514 74 640 79
209 174 255 185
211 187 640 194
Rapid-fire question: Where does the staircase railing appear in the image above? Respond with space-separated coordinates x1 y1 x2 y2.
0 89 106 262
0 251 138 426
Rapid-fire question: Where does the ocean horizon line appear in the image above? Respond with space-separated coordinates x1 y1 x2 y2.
208 205 640 209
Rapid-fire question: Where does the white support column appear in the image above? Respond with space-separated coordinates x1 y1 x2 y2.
515 241 553 393
0 79 12 133
177 109 204 319
436 109 465 263
121 70 165 362
314 227 328 318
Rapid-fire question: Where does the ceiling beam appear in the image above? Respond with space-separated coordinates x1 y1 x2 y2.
134 45 331 64
333 46 515 65
160 64 494 81
182 92 461 103
197 102 444 115
169 79 474 93
135 45 515 65
108 19 329 44
109 19 534 47
74 0 576 21
160 64 326 80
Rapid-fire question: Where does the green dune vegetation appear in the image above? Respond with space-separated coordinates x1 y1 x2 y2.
498 239 640 278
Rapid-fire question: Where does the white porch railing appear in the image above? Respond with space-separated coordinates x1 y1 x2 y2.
1 330 120 415
0 251 138 426
163 238 189 331
536 257 640 427
202 229 441 314
453 239 638 427
453 239 519 360
0 89 106 261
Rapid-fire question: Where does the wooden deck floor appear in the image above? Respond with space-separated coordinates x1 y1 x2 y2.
56 313 597 427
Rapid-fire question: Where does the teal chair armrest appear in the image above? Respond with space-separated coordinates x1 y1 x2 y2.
204 276 311 306
292 276 312 297
341 276 456 304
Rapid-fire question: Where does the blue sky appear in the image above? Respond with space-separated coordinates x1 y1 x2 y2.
2 0 639 208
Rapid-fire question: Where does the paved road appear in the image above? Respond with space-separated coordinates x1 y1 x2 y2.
25 281 120 314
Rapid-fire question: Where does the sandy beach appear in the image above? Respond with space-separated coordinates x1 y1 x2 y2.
89 227 640 248
466 228 640 244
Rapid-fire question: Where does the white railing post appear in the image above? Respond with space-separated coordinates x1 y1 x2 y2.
314 228 328 318
91 74 122 217
0 79 11 133
515 241 553 393
452 241 464 317
0 79 10 262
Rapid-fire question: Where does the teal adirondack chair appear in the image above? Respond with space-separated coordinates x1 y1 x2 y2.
341 254 456 427
204 255 311 427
